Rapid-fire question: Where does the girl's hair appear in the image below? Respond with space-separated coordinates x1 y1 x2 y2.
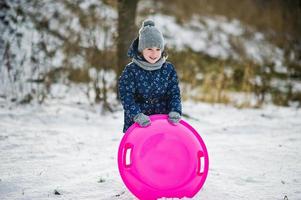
162 50 168 58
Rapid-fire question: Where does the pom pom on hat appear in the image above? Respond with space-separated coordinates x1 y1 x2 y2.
142 19 155 27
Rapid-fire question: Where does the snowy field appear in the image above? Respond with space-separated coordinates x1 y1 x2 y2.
0 97 301 200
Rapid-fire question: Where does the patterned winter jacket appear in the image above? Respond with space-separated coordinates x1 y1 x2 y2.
118 38 182 133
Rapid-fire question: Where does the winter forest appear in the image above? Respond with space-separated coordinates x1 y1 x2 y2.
1 0 301 199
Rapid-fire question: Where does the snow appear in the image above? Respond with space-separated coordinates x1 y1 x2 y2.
152 14 236 59
0 0 119 102
149 14 286 67
0 3 299 197
1 91 301 200
1 2 292 103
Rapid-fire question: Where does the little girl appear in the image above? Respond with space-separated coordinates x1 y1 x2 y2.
118 19 182 133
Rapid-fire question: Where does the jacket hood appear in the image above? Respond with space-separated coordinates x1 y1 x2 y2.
127 37 141 59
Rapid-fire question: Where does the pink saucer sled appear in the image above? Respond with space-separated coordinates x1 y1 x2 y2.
118 114 209 200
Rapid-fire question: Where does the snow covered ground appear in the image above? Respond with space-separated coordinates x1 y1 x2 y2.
0 97 301 200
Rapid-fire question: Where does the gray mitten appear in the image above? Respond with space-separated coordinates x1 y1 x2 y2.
133 113 151 127
168 111 181 124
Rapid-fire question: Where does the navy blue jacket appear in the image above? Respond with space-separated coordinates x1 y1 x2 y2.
118 38 182 133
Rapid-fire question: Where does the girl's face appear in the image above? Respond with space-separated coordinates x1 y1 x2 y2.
142 47 162 64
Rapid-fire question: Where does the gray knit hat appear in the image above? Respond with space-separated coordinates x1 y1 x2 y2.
138 19 164 52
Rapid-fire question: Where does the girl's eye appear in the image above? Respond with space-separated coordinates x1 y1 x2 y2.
156 48 160 51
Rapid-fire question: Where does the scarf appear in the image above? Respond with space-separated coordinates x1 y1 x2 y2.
132 56 166 71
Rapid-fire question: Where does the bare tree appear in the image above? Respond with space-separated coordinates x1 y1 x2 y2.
116 0 139 99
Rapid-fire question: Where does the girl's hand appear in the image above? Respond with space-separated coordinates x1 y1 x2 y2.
133 113 151 127
168 111 181 124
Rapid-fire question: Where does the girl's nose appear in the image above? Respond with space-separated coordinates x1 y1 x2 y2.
151 50 156 55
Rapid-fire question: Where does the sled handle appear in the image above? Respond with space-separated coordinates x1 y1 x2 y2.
124 143 133 168
197 151 205 175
